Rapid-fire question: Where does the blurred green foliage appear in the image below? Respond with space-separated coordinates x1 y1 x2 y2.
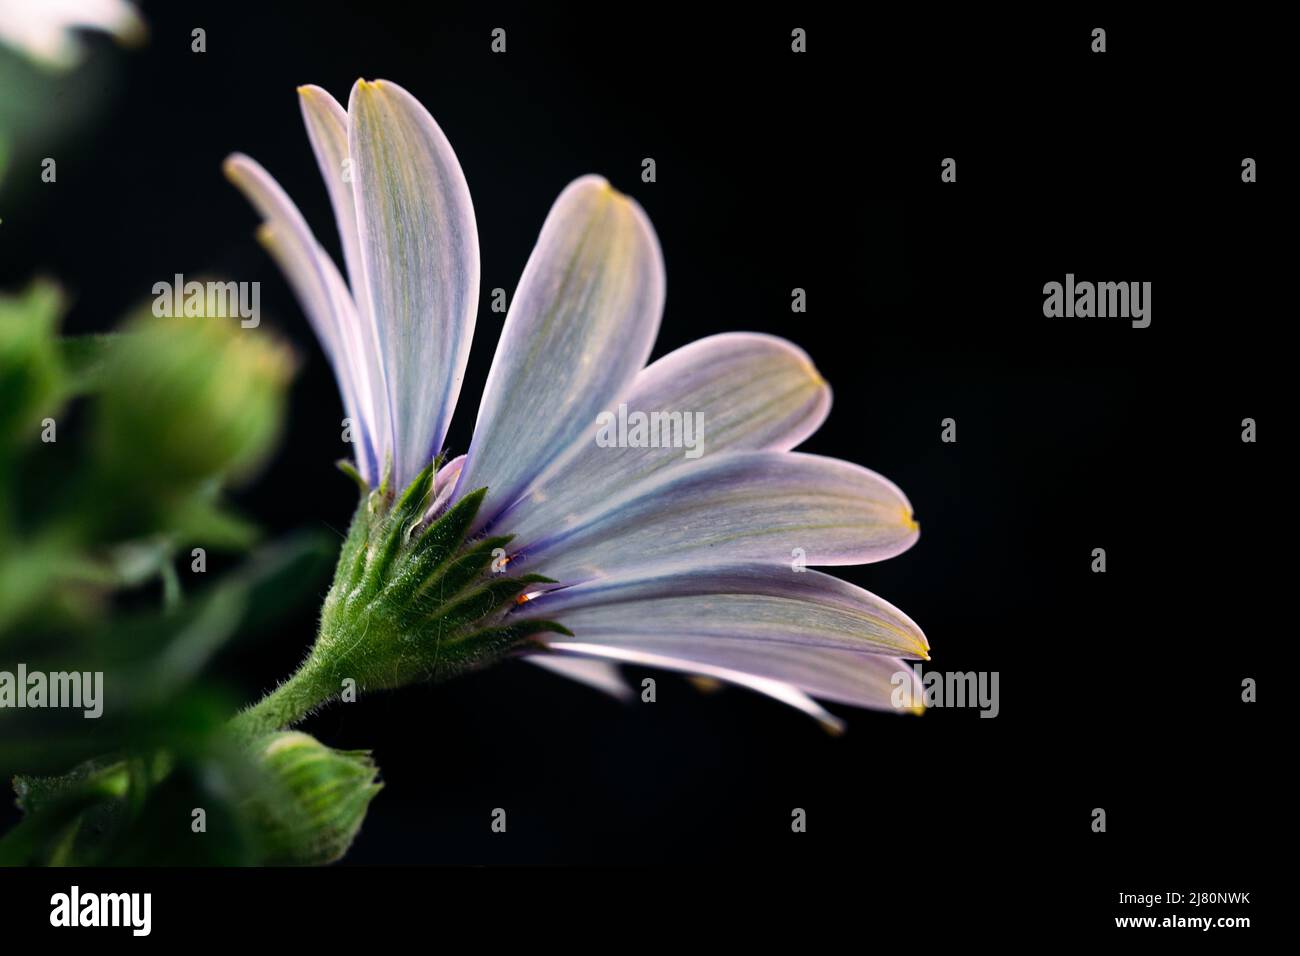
0 283 373 865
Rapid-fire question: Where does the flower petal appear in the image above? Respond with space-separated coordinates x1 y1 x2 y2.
538 643 846 731
497 332 830 542
454 175 665 532
297 85 365 308
515 563 929 663
422 452 466 524
513 451 918 585
297 84 392 472
224 153 379 481
524 656 633 701
348 78 479 489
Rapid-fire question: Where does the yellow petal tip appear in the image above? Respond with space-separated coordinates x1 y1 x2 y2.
796 356 827 388
821 718 846 737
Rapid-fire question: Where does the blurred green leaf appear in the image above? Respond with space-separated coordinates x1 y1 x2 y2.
0 280 65 452
58 332 120 394
0 530 336 773
95 312 294 493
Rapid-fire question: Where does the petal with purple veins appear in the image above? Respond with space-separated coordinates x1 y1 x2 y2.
538 642 848 731
513 451 918 585
298 84 392 468
497 332 831 540
224 152 379 481
454 175 665 532
515 563 929 663
349 79 479 489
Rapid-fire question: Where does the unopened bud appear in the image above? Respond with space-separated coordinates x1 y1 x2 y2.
243 731 381 866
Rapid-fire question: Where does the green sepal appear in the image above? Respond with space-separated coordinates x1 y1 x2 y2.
415 617 574 684
335 458 367 493
424 573 553 633
359 461 436 598
402 533 514 611
233 476 570 734
405 487 488 566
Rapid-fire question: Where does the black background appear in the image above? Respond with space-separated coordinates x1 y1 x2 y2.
0 0 1279 935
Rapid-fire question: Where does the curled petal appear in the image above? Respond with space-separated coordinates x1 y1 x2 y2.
422 453 466 524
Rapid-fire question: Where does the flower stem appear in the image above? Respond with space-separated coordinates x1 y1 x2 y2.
227 656 338 741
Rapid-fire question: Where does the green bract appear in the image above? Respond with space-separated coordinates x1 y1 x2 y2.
230 467 568 739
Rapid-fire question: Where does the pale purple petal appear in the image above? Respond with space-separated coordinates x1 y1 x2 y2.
423 453 466 523
515 563 929 662
223 152 379 481
543 644 924 716
348 79 479 490
454 175 665 533
298 84 391 469
297 85 365 309
540 643 846 732
497 332 831 541
512 451 918 585
524 656 633 701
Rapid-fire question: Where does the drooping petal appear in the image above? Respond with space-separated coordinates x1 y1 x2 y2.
513 451 918 585
224 153 379 481
454 175 665 532
514 563 929 664
496 332 831 541
348 78 479 490
524 656 633 701
537 643 846 731
542 645 925 716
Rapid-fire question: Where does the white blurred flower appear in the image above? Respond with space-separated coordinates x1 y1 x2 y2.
0 0 144 69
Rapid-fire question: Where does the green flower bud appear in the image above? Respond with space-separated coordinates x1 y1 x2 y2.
0 282 64 449
229 469 569 737
243 731 381 866
96 311 293 493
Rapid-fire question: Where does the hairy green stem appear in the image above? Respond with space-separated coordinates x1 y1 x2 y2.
227 656 339 740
